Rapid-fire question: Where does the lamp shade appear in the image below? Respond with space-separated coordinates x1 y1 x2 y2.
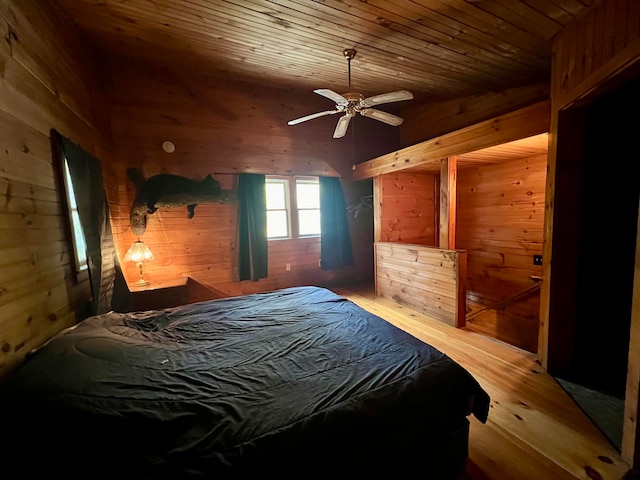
124 239 154 264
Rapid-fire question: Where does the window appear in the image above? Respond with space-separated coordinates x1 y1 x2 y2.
266 176 320 239
266 178 290 239
62 156 88 272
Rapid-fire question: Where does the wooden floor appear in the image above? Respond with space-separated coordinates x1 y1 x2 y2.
333 285 633 480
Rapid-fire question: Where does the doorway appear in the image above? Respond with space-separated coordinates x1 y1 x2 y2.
549 72 640 451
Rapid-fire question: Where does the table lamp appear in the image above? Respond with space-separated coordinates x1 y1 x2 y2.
124 238 155 286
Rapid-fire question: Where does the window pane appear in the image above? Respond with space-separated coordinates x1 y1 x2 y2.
71 213 87 266
266 182 286 209
267 210 289 238
296 182 319 209
64 158 88 271
298 209 320 236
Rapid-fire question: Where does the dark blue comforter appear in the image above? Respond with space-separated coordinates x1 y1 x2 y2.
0 286 489 478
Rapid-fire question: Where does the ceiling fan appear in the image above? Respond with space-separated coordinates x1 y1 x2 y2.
288 49 413 138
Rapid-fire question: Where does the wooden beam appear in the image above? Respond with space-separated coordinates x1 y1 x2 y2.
351 100 550 181
400 83 550 148
439 156 457 250
373 176 382 244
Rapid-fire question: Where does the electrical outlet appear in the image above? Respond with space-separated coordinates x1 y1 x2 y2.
533 255 543 266
285 263 291 271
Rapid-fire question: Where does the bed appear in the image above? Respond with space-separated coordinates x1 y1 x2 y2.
0 286 489 479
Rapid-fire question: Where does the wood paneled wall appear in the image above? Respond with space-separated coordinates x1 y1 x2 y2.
372 154 545 346
106 57 387 297
550 0 640 111
376 172 436 245
0 2 390 380
457 155 547 353
0 1 115 381
375 242 466 327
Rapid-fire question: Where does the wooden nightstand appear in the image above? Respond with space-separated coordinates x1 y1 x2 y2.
126 277 189 312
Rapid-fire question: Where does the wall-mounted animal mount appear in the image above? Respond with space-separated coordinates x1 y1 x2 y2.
128 169 237 236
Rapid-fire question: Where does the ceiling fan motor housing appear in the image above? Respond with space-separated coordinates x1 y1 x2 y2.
342 92 364 102
341 92 364 116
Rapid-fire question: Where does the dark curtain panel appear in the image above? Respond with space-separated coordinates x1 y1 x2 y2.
52 130 119 315
320 176 354 270
237 173 268 281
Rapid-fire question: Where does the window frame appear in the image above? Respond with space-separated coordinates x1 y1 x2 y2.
265 177 292 240
266 175 320 240
51 132 89 282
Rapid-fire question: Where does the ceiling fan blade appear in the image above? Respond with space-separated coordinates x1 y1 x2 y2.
361 90 413 107
360 108 404 126
288 109 339 125
333 114 352 138
314 89 349 106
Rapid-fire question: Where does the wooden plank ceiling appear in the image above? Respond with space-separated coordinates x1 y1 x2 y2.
53 0 579 162
428 132 549 173
53 0 593 104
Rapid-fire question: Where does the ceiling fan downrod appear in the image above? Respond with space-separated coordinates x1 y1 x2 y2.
343 48 357 92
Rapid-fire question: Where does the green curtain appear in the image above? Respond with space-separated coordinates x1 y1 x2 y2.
237 173 268 281
320 176 354 270
51 130 122 315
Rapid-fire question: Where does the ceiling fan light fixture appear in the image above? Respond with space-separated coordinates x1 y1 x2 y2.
287 49 413 138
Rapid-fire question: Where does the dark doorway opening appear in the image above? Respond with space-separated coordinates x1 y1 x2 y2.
551 72 640 451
